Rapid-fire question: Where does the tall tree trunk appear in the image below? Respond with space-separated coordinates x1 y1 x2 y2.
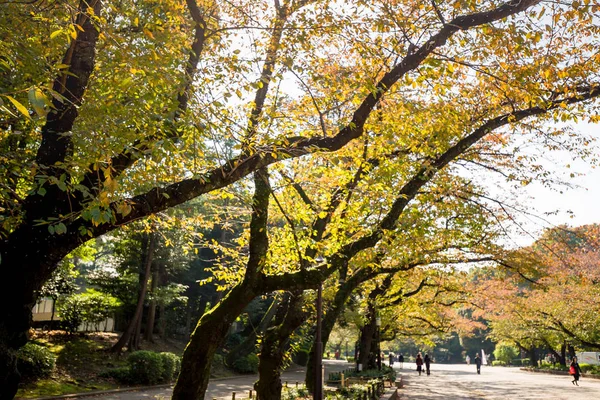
358 304 377 370
256 292 307 400
145 268 159 342
111 233 156 352
172 282 258 399
527 347 538 367
560 341 567 366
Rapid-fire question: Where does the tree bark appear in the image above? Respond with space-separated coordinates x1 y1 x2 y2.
256 292 307 400
111 233 156 352
172 282 258 399
358 305 378 370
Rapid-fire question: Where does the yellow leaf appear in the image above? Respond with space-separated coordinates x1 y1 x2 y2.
50 29 62 40
143 28 155 39
5 95 31 120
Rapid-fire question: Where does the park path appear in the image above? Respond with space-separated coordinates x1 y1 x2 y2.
396 362 600 399
84 360 351 400
78 360 600 399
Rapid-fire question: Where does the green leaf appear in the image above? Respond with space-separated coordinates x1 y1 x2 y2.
55 223 67 235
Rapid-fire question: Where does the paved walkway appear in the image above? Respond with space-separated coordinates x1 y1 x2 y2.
68 361 600 399
85 360 351 400
396 362 600 399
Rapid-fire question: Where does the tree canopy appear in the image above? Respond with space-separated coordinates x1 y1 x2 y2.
2 0 600 398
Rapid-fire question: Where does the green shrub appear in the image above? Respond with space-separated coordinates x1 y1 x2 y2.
16 342 57 379
293 349 310 366
493 344 519 364
56 295 86 333
100 367 131 383
128 350 164 384
160 352 181 382
232 353 259 373
492 360 506 366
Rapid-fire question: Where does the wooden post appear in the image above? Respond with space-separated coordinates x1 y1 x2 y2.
232 392 236 400
296 381 299 388
249 389 253 399
341 372 345 388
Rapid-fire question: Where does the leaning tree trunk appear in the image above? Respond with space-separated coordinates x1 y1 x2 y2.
111 233 156 352
172 282 258 399
256 292 307 400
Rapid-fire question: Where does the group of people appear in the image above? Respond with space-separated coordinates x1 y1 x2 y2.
400 351 586 386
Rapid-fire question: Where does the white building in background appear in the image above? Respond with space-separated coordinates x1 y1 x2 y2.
576 352 600 365
31 297 115 332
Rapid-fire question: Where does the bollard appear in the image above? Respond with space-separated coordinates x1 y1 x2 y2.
232 392 236 400
284 381 288 388
249 389 253 399
341 372 345 388
295 381 299 388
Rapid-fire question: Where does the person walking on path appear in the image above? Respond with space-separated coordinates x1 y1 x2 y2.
399 353 404 369
570 356 583 386
389 352 394 367
424 353 431 376
416 353 424 376
475 354 482 374
466 355 471 365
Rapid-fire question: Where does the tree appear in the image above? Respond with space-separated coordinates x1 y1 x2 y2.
2 0 600 398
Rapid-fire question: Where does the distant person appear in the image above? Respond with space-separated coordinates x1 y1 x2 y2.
399 353 404 369
466 355 471 365
570 356 583 386
424 353 431 376
389 352 394 366
475 354 482 374
416 353 424 376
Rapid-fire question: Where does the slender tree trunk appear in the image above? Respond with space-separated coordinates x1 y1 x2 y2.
172 282 258 399
305 269 367 391
145 268 158 342
133 310 142 350
158 303 166 339
560 341 567 366
256 292 307 400
111 233 156 352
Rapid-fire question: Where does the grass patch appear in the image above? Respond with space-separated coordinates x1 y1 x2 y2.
16 379 114 399
16 331 186 398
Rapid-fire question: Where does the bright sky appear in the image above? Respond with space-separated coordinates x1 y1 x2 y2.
504 122 600 246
